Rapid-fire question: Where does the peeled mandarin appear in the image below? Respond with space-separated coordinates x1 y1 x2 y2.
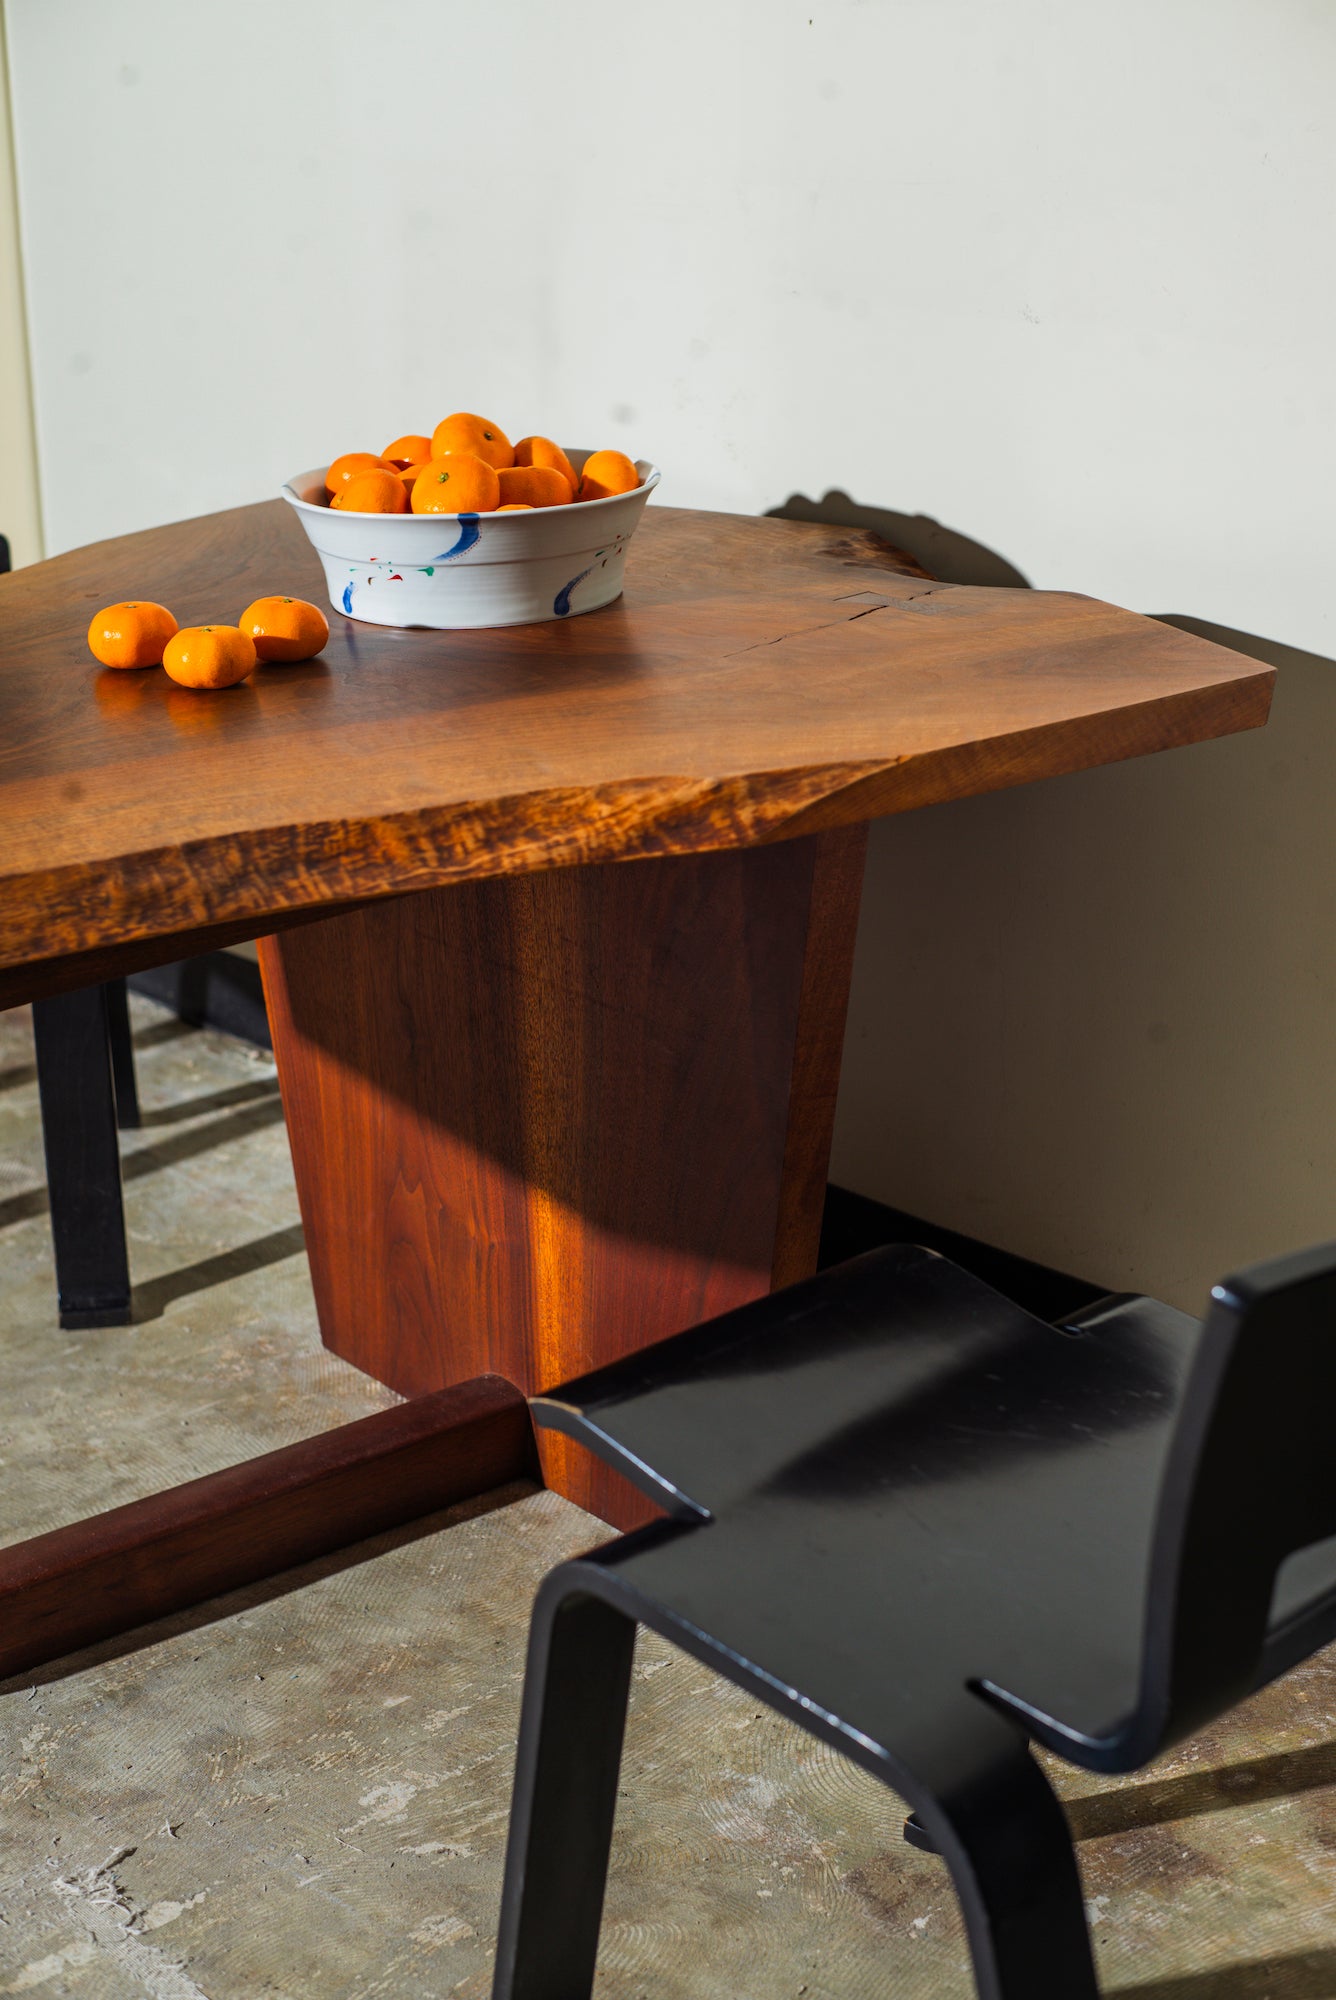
381 432 432 468
578 449 640 502
497 464 573 508
513 435 578 491
87 600 178 669
410 452 501 513
335 467 409 513
239 596 329 663
326 452 393 494
162 625 256 690
429 412 513 470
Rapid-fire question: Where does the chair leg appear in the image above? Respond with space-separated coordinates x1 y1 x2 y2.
103 978 140 1129
32 985 132 1328
493 1573 637 2000
902 1704 1098 2000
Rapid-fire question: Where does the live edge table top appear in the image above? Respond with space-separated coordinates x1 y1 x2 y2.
0 501 1272 1006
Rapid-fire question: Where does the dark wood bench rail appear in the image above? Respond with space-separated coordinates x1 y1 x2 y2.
0 1374 536 1683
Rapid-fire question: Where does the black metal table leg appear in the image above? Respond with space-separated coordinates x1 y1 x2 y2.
103 977 140 1129
32 984 132 1327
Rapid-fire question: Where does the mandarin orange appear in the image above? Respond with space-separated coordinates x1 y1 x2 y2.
429 412 513 470
326 451 394 494
86 600 178 669
496 503 534 511
239 596 330 663
334 467 409 513
513 435 578 491
496 464 573 508
381 433 432 468
162 625 257 690
578 449 640 502
410 453 501 513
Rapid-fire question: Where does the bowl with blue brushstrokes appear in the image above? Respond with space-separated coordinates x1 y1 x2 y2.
281 450 660 630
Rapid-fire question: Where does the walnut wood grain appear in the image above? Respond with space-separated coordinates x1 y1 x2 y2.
771 822 869 1289
259 831 865 1526
0 503 1272 1001
0 1374 536 1682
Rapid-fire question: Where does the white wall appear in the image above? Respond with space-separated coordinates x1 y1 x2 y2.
9 0 1336 652
0 1 41 566
7 0 1336 1305
836 619 1336 1309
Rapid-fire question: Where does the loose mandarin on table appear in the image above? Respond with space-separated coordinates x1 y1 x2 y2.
325 451 394 494
428 412 513 470
513 435 578 490
496 464 573 508
334 467 408 513
86 600 178 669
578 449 640 501
381 433 432 468
239 596 330 662
410 452 501 513
162 625 257 689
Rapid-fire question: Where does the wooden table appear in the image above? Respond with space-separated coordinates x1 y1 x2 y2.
1 502 1273 1526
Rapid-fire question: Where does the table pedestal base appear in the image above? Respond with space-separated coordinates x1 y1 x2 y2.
259 829 866 1524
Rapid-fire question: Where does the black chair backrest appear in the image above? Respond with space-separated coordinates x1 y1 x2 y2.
0 534 11 575
1141 1239 1336 1754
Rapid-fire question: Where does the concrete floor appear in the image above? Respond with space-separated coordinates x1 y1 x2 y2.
1 998 1335 1998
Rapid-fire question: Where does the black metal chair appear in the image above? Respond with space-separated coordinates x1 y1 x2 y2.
492 1239 1336 2000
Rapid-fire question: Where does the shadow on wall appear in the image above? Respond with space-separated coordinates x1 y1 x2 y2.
829 616 1336 1314
767 489 1030 588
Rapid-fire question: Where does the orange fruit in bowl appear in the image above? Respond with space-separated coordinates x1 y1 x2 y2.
381 433 432 468
410 453 501 513
578 449 640 502
429 412 513 470
240 596 330 662
496 464 573 508
334 467 408 513
87 600 178 668
394 461 430 489
162 625 257 690
496 503 534 511
514 435 577 490
326 451 394 494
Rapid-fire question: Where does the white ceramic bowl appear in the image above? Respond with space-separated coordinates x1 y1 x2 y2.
281 449 660 630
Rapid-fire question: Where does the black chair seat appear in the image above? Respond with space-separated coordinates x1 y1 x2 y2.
541 1255 1209 1766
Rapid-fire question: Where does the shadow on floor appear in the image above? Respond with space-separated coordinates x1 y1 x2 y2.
122 1093 286 1180
0 1013 209 1101
0 1094 288 1232
137 1075 279 1128
766 489 1031 587
131 1221 307 1323
1 1010 190 1095
1113 1947 1336 1998
130 1014 197 1052
1068 1736 1336 1841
